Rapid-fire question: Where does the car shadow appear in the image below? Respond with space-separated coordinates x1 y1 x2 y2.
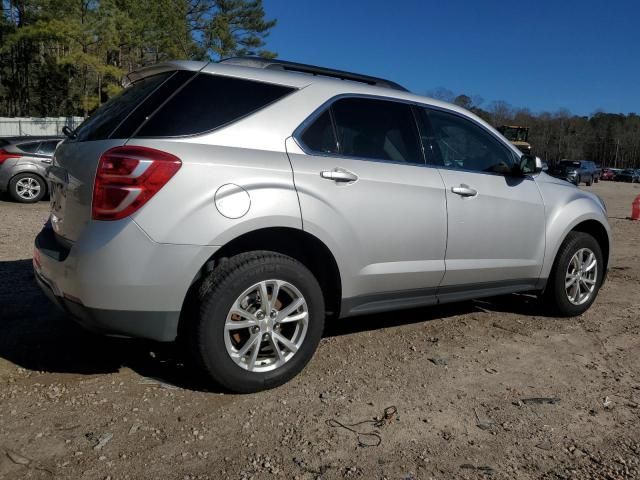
0 258 210 391
0 258 551 392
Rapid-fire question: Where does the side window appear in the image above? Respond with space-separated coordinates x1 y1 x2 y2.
331 97 422 164
17 142 41 154
37 140 60 155
425 108 514 173
300 110 338 154
135 74 294 137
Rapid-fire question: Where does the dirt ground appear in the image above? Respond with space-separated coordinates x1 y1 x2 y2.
0 181 639 480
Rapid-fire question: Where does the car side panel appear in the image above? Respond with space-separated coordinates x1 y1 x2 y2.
0 158 49 190
536 176 612 282
128 140 302 245
285 138 447 301
0 158 20 190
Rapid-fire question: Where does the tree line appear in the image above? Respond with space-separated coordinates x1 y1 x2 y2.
431 89 640 169
0 0 276 117
2 2 638 169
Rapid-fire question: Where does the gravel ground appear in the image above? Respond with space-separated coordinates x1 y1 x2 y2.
0 181 639 480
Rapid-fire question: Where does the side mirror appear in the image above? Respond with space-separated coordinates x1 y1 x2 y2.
516 154 543 175
62 125 76 139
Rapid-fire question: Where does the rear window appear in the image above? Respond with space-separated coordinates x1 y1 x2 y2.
135 74 295 137
71 72 174 142
111 70 195 139
38 140 60 155
17 141 41 153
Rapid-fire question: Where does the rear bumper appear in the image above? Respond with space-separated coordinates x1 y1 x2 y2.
34 219 218 342
34 268 180 341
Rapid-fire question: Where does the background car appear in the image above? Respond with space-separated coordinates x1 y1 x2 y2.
600 168 616 181
614 168 640 183
0 136 63 202
548 160 599 185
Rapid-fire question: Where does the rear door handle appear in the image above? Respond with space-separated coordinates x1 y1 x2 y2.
451 185 477 197
41 159 52 164
320 169 358 183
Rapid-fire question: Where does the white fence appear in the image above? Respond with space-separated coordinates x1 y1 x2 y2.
0 117 84 137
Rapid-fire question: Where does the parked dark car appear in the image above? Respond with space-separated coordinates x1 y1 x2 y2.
615 168 640 183
0 136 63 202
548 160 599 186
600 168 616 181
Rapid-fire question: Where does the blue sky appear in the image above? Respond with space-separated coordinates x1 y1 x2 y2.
262 0 639 116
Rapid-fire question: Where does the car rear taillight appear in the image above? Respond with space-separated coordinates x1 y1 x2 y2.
92 146 181 221
0 149 20 165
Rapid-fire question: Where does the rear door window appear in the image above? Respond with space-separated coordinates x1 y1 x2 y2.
17 141 41 153
135 74 295 137
330 97 422 164
71 71 174 142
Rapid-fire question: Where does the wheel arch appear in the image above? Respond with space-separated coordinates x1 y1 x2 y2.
179 227 343 338
542 216 611 287
570 219 610 272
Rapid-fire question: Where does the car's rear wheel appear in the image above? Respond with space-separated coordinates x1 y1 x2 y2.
190 251 325 393
545 231 603 316
586 176 593 186
9 173 46 203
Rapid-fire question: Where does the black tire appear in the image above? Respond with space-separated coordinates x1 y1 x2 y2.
586 176 593 186
190 251 325 393
594 175 599 183
544 232 604 317
8 172 46 203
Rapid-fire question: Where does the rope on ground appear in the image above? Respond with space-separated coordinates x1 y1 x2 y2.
325 405 397 447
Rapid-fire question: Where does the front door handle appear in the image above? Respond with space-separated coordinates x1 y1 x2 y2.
451 185 477 197
320 169 358 183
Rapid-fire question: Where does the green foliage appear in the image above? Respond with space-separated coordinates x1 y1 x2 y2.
0 0 277 116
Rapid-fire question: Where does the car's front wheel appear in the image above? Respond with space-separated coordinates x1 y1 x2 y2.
9 173 46 203
545 231 604 316
190 251 325 393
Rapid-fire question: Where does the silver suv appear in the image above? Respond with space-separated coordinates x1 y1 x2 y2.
34 58 611 393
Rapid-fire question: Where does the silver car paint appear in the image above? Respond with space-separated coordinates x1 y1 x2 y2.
36 60 612 341
285 137 447 299
0 141 58 192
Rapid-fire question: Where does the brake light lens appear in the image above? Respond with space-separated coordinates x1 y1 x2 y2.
92 146 181 221
0 149 20 165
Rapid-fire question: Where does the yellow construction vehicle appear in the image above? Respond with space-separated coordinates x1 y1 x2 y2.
497 125 531 154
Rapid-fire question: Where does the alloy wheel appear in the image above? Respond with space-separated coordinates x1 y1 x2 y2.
15 177 41 200
565 248 598 305
224 279 309 372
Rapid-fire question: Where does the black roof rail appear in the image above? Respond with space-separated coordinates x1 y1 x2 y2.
220 56 409 92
